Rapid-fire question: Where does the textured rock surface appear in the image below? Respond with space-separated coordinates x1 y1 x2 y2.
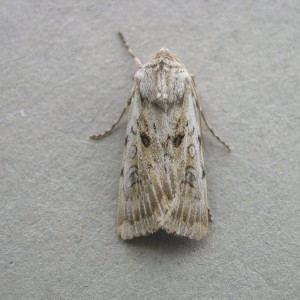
1 1 299 299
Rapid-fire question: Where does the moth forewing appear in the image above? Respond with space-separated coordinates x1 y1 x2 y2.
118 84 161 239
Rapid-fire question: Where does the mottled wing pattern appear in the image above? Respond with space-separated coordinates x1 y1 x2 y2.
118 53 208 240
117 85 161 239
162 88 208 240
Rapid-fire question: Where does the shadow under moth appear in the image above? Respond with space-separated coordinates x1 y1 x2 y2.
91 33 230 240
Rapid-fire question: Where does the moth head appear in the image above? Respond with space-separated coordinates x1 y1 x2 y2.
153 48 177 61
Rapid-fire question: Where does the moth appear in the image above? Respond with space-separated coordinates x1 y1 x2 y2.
91 33 230 240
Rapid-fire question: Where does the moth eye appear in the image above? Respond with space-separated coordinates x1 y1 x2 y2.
140 132 151 147
126 167 139 188
188 145 196 158
129 145 137 158
173 134 185 147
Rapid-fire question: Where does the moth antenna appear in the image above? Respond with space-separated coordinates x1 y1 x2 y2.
90 101 129 140
90 33 140 141
200 110 231 151
118 32 143 68
90 87 134 140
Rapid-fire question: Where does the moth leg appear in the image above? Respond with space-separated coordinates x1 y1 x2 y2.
200 110 231 151
118 32 143 68
208 208 213 222
90 91 133 140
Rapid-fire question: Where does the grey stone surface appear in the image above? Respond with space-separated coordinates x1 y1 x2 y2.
1 1 299 299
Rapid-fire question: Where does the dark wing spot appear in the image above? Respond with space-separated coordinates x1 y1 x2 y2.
185 167 197 188
131 126 137 135
186 172 196 187
198 135 201 145
124 136 128 146
140 132 151 147
120 168 124 176
127 167 138 188
164 164 167 173
153 123 157 133
202 169 206 179
173 134 185 147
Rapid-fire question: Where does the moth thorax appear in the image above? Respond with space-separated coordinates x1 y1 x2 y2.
135 61 189 110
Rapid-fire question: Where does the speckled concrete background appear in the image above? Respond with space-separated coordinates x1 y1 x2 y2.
1 1 299 299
